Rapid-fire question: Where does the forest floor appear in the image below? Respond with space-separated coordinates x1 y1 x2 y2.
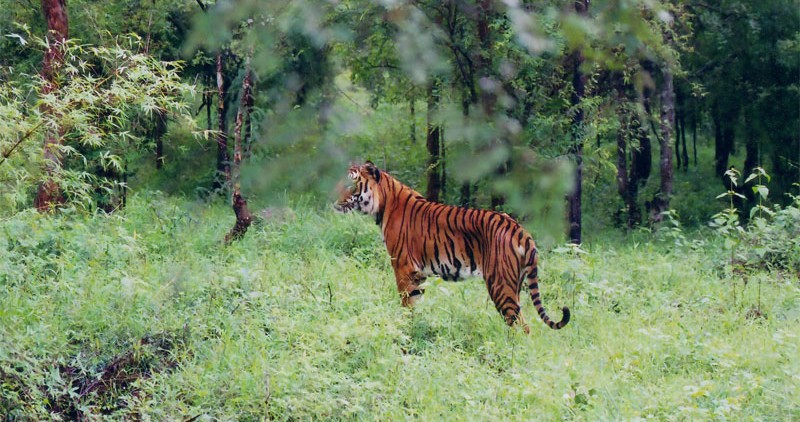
1 193 799 420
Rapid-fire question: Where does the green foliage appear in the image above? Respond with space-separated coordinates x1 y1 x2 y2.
687 0 800 198
1 195 799 419
0 33 195 212
711 168 800 272
1 2 799 418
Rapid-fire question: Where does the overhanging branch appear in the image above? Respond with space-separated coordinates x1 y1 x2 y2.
0 121 46 166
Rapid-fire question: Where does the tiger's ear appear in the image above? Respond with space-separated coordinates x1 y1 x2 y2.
364 161 381 183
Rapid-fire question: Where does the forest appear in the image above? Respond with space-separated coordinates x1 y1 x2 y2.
1 0 798 419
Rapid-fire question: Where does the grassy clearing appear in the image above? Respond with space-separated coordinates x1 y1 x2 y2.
1 192 799 420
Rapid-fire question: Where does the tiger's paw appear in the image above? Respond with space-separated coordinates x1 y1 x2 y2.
402 288 424 307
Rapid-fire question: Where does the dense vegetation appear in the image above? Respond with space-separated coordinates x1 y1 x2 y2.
1 194 798 419
1 0 798 419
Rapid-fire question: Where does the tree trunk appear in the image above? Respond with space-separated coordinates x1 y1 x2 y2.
154 110 167 169
630 106 652 186
742 107 759 212
410 97 416 144
34 0 69 212
713 106 734 181
476 0 495 115
440 127 446 199
674 97 682 170
225 58 254 244
425 80 442 202
627 104 650 227
213 51 230 192
567 0 589 244
206 75 213 133
459 91 473 208
680 110 688 172
615 91 643 228
476 0 505 208
616 105 630 225
692 111 697 166
122 161 128 208
743 108 759 177
460 183 472 207
243 71 255 160
651 68 675 221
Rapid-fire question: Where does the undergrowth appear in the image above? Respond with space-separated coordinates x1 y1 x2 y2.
1 192 799 419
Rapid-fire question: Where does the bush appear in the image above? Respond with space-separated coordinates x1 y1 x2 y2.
710 168 800 272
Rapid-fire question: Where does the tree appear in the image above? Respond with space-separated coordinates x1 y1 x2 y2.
213 50 230 192
425 79 442 201
153 110 167 170
566 0 589 243
686 0 799 203
34 0 69 212
651 60 675 221
225 56 254 243
615 74 652 228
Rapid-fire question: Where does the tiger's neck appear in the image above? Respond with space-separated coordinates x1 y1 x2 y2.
376 174 426 229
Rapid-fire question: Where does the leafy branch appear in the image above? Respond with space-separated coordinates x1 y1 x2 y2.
0 120 45 166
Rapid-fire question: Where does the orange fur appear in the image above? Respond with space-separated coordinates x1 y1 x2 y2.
335 162 569 332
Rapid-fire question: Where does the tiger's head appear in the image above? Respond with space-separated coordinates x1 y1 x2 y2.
334 161 383 215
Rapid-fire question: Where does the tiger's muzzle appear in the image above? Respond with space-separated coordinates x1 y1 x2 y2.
333 179 358 213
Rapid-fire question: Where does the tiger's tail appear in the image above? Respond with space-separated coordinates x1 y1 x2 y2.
526 249 570 330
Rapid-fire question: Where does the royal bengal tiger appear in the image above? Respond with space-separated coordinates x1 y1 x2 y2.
334 161 570 333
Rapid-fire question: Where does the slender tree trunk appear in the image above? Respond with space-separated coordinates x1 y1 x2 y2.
460 183 472 207
713 111 723 174
630 103 652 186
243 71 255 160
692 111 697 166
651 68 675 221
674 89 688 171
35 0 69 212
410 97 416 144
440 127 446 199
460 92 473 207
154 110 167 169
713 106 734 181
225 58 254 243
616 104 630 225
426 80 442 202
122 161 128 208
680 110 688 172
743 108 758 177
742 107 759 212
476 0 495 115
675 97 682 170
206 75 213 133
567 0 589 243
213 51 230 192
615 91 643 228
475 0 507 209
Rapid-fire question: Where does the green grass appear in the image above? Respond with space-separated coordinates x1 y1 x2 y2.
1 192 799 420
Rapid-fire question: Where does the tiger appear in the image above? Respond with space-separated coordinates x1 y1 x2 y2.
334 161 569 333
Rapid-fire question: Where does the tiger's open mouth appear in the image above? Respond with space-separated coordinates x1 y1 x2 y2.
333 201 355 213
333 180 357 213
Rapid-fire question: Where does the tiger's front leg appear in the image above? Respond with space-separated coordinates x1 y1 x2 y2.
392 260 426 307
